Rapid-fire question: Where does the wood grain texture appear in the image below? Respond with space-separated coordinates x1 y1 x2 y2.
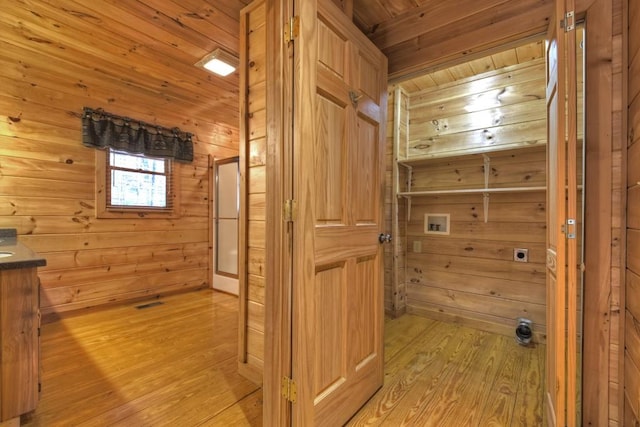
347 315 545 426
238 0 267 384
581 0 618 425
0 1 627 423
392 56 548 342
0 1 241 314
20 290 262 426
261 0 294 414
627 0 640 423
0 268 39 422
403 60 547 160
20 289 548 427
388 88 409 316
291 1 387 424
396 73 547 341
350 0 553 80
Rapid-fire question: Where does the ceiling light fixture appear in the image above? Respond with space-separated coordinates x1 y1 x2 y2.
195 48 239 77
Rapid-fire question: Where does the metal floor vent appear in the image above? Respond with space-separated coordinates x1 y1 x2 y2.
135 301 164 310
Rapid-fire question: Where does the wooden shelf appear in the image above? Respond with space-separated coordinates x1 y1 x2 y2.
395 147 550 223
397 144 547 167
398 186 546 197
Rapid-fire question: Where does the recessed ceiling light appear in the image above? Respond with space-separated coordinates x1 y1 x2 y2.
195 48 239 77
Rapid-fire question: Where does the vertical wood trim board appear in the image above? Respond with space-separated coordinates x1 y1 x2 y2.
386 89 397 315
263 0 292 425
582 0 615 425
625 0 640 423
238 0 267 386
388 87 409 317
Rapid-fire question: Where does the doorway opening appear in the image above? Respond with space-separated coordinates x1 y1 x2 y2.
381 32 585 423
212 156 240 295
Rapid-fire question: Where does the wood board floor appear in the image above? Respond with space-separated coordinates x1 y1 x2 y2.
22 289 262 426
348 314 546 426
22 289 544 426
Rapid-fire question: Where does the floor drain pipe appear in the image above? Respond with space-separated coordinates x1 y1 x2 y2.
515 318 533 345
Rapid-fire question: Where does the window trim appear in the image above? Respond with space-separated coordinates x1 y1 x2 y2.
95 148 181 219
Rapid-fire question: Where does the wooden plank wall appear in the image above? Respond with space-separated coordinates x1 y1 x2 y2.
625 0 640 423
406 58 546 159
0 6 239 315
238 0 266 383
401 59 548 341
404 155 548 341
580 0 624 424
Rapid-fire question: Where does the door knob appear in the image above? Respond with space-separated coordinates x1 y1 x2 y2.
378 233 392 244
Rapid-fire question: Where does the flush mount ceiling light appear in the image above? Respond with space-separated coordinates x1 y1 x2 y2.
195 48 239 77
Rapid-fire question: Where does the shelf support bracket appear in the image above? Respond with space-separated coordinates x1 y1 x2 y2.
482 154 491 223
406 164 413 194
404 195 412 222
483 192 490 223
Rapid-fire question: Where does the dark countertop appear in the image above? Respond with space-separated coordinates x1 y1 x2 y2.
0 229 46 270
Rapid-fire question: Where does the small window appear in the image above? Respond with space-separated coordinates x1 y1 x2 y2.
96 148 180 218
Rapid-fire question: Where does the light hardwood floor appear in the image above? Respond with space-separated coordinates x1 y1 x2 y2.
22 289 262 426
23 290 544 426
348 314 545 426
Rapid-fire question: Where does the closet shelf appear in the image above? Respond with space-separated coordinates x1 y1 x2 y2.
397 186 546 197
395 149 549 223
397 144 547 167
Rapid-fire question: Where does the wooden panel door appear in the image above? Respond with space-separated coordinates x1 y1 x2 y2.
545 0 577 425
290 0 388 425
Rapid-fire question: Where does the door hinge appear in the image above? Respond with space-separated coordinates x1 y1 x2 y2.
285 16 299 43
561 11 575 32
563 218 576 239
283 199 296 222
281 376 297 403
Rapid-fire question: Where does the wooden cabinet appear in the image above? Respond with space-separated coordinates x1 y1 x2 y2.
0 267 40 422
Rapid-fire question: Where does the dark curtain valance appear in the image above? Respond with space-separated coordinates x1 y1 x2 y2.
82 107 194 162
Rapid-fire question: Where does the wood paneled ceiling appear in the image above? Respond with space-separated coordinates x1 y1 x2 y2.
351 0 554 80
398 40 545 94
4 0 588 132
1 0 250 130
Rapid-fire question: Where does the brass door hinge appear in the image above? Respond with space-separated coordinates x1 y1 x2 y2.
283 199 296 222
281 376 297 403
285 16 299 43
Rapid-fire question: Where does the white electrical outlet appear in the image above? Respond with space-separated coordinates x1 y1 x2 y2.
413 241 422 253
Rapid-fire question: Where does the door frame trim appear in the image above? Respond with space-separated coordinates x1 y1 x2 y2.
581 0 615 424
263 0 294 425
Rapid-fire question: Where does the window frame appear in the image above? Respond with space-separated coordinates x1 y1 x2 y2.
95 148 181 219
